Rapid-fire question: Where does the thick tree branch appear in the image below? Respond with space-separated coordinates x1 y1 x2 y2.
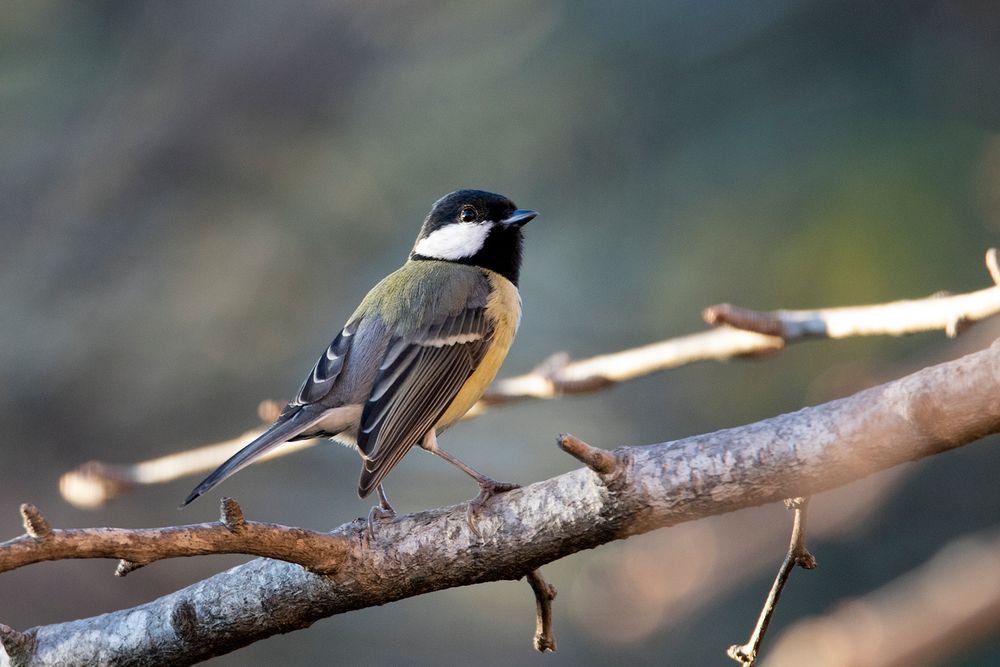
4 338 1000 665
57 249 1000 509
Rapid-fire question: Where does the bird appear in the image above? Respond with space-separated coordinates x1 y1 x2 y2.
182 190 536 535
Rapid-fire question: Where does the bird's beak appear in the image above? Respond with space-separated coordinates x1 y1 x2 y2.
501 209 537 227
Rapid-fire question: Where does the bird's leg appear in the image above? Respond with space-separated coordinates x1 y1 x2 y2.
365 483 396 542
420 429 520 537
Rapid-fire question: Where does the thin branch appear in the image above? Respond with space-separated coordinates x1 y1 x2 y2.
475 328 784 408
5 338 1000 665
57 249 1000 509
526 569 558 652
58 426 319 510
703 248 1000 340
766 524 1000 667
728 497 816 666
0 498 349 576
567 471 904 646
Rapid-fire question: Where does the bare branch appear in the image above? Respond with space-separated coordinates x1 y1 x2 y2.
728 497 816 666
703 248 1000 340
57 250 1000 510
476 328 784 408
766 525 1000 667
5 338 1000 665
0 498 349 576
58 428 320 509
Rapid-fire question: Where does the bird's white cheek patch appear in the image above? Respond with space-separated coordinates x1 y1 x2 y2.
413 223 491 260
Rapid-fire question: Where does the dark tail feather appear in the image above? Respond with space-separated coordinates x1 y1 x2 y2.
181 410 322 507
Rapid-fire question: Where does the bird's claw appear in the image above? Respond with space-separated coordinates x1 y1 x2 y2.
365 503 396 544
466 478 521 538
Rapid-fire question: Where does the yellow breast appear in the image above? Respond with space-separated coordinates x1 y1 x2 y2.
436 270 521 429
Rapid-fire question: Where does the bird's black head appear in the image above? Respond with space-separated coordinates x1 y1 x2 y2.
410 189 536 285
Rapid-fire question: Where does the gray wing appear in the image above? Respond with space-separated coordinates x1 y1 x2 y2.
289 318 360 408
356 307 493 497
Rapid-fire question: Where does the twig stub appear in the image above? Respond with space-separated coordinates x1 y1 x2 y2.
20 503 52 539
115 559 146 577
703 304 786 338
220 497 247 531
557 434 619 475
526 569 558 653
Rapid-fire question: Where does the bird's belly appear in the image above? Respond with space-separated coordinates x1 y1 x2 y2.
437 271 521 429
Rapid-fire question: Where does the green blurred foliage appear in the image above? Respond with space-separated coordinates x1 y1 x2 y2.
2 1 1000 665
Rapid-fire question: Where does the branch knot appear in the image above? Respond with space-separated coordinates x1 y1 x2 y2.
170 599 200 642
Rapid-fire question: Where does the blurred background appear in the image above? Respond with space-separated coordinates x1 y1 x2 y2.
3 1 1000 665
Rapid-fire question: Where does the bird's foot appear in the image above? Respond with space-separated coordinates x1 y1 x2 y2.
365 503 396 544
466 478 521 538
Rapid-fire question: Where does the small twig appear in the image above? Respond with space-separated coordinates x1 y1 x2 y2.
556 434 619 475
728 497 816 666
767 524 1000 666
705 248 1000 340
526 569 558 652
0 499 350 576
59 427 319 509
56 401 310 510
478 328 784 410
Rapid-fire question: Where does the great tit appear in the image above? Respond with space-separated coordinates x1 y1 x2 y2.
183 190 536 532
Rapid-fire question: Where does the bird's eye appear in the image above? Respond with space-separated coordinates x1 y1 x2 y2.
459 206 477 222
